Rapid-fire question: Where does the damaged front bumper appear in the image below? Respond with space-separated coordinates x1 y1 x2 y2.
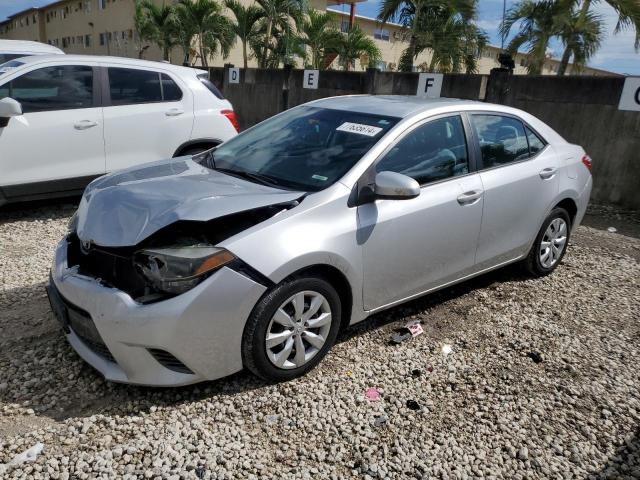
49 238 267 386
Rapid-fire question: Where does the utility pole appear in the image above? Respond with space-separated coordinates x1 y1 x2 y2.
501 0 507 50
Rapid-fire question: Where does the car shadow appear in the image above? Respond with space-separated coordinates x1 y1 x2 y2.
0 197 79 225
594 428 640 478
0 261 530 424
336 262 531 345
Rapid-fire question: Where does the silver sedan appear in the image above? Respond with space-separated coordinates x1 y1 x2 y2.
48 96 592 386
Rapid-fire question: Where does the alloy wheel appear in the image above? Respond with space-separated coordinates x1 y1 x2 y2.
540 218 568 268
265 291 332 369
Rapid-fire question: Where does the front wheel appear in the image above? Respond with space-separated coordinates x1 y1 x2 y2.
524 207 571 277
242 277 342 382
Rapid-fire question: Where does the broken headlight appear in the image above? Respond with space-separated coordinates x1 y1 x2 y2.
134 246 235 295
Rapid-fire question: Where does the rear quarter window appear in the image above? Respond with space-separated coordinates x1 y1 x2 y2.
198 77 224 100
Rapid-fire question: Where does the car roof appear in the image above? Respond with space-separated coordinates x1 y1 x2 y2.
0 39 64 54
10 54 206 76
308 95 495 118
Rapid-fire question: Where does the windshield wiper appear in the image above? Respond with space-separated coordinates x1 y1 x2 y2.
215 167 283 188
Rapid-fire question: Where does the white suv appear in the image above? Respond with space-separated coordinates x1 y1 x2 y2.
0 40 64 66
0 55 238 205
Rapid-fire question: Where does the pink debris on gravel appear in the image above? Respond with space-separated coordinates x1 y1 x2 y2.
365 387 381 401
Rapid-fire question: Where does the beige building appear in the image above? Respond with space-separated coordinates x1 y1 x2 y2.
0 0 616 76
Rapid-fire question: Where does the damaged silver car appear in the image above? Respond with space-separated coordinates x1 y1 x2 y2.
48 96 592 386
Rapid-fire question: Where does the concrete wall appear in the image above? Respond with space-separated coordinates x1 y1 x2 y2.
214 66 639 209
486 73 640 209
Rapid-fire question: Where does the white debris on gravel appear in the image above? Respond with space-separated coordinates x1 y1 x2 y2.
1 203 639 479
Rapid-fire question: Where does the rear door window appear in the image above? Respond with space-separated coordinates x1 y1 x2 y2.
160 73 182 101
471 114 530 169
107 68 184 105
108 67 162 105
1 65 94 113
525 126 546 155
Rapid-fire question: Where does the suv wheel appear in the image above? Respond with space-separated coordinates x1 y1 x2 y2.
524 207 571 277
242 277 341 382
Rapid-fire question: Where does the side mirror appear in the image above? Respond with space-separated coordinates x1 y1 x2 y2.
0 97 22 127
374 171 420 200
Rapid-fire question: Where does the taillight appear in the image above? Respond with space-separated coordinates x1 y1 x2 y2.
221 109 240 132
581 154 592 172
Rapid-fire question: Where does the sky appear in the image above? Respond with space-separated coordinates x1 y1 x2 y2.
1 0 638 74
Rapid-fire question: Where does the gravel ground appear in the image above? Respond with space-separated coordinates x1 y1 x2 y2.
0 201 639 479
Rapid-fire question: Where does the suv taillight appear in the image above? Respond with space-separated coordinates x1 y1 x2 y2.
221 109 240 132
581 154 592 172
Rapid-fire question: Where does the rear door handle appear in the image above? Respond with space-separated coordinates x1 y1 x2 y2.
539 167 557 179
457 190 483 205
74 120 98 130
165 108 184 117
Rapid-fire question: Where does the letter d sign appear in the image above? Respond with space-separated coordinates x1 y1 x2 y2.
618 77 640 111
229 67 240 84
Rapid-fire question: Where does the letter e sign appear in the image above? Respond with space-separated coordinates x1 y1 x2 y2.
303 69 319 89
229 67 240 84
618 77 640 111
417 73 443 99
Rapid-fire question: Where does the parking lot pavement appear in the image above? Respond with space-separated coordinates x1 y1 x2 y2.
0 202 639 479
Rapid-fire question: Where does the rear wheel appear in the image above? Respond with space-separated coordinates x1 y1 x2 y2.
524 207 571 277
242 277 341 382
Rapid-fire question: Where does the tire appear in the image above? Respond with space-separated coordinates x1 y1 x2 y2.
242 277 342 382
524 207 571 277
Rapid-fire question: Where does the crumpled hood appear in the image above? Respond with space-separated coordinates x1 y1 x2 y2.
76 157 303 247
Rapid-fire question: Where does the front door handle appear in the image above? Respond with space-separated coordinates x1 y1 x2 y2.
165 108 184 117
539 167 557 179
74 120 98 130
457 190 483 205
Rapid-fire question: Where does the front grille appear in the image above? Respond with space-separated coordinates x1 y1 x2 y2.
147 349 194 375
65 300 115 363
67 234 147 298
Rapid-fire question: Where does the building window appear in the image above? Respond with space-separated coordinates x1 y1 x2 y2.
99 33 106 45
98 0 106 10
33 15 37 23
340 20 349 33
85 34 92 47
373 29 390 41
62 37 69 48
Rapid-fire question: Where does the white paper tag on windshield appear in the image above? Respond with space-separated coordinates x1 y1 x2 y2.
336 122 383 137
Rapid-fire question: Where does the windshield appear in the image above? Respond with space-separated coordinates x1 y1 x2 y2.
209 106 400 191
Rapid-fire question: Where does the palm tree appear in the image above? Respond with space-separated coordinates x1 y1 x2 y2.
556 5 603 75
500 0 560 74
254 0 306 68
226 0 264 69
133 0 155 59
556 0 639 75
335 24 381 71
378 0 478 72
299 10 342 69
271 29 308 67
407 0 487 73
137 0 178 61
175 0 235 67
